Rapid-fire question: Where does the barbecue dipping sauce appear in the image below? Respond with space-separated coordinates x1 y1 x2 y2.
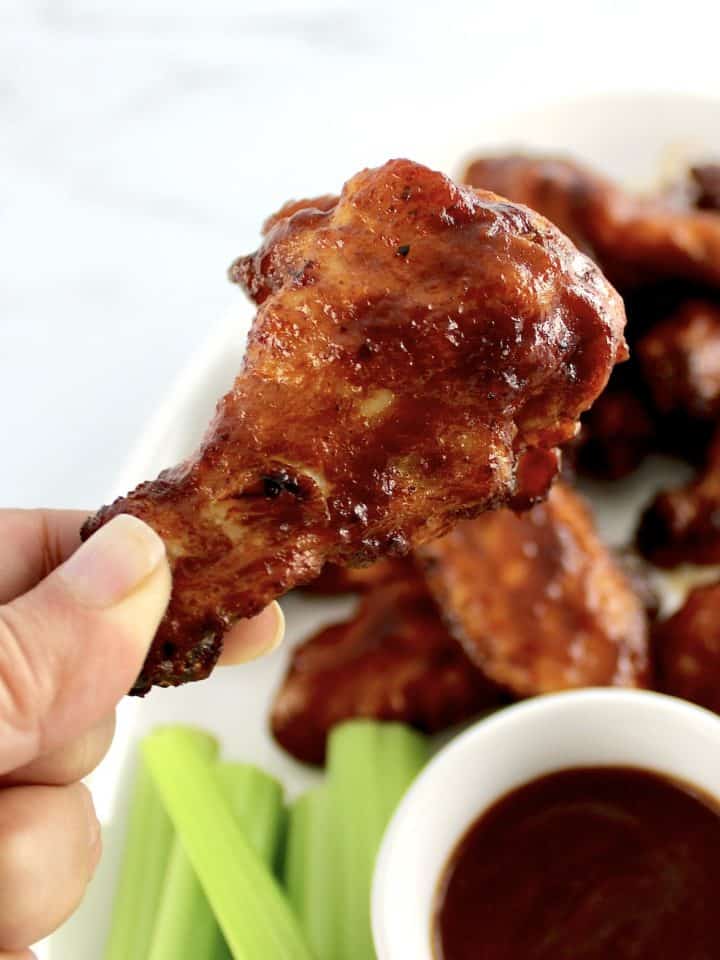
434 767 720 960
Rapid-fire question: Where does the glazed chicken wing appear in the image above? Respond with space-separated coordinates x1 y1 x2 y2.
304 446 563 595
464 154 720 475
463 153 720 289
271 573 502 765
419 483 650 696
637 428 720 567
575 382 656 480
83 159 627 694
655 581 720 713
636 299 720 421
301 557 414 595
463 155 602 260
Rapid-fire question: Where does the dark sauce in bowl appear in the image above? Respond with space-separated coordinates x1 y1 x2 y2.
435 767 720 960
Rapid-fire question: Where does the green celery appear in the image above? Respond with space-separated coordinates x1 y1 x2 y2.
327 721 429 960
215 941 234 960
102 743 179 960
216 763 285 868
149 760 285 960
148 842 221 960
142 726 312 960
147 730 220 960
284 786 336 960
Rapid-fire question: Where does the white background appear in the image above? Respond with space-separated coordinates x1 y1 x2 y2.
3 0 720 510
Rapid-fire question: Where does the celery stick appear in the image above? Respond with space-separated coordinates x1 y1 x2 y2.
376 723 429 817
143 726 312 960
150 760 285 960
284 786 336 960
213 763 287 960
215 940 233 960
327 721 429 960
149 760 285 960
148 842 221 960
103 746 178 960
146 731 220 960
216 763 285 867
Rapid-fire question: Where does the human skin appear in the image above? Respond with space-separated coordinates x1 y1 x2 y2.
0 509 283 953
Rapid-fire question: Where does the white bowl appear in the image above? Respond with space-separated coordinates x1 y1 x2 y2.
372 690 720 960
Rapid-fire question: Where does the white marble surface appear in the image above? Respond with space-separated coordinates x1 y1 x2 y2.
2 0 720 511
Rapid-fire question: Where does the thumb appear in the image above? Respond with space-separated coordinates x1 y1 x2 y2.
0 515 171 774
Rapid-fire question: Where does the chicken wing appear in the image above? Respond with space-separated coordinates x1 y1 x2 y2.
637 428 720 567
419 482 650 696
636 299 720 421
271 573 502 765
301 557 413 595
83 159 627 694
464 154 720 473
575 382 656 480
655 581 720 713
463 153 720 289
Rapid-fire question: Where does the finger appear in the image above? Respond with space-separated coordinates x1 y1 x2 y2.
0 951 35 959
0 782 100 950
0 713 116 787
0 509 88 604
0 514 171 774
218 601 285 665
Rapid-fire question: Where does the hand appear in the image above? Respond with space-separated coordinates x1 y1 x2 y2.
0 510 284 956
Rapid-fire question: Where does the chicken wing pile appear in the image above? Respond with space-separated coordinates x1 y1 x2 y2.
84 159 627 694
464 152 720 477
273 482 651 764
463 154 720 289
271 572 503 765
270 149 720 765
458 148 720 723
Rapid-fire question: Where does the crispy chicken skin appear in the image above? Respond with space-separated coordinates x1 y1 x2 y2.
655 582 720 713
419 483 650 697
636 299 720 421
271 573 502 765
83 159 627 694
463 153 720 288
637 429 720 567
305 448 562 592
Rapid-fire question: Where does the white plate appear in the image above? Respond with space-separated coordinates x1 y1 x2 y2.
47 91 720 958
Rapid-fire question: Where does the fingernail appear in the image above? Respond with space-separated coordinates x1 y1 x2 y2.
240 602 285 662
58 514 167 608
265 602 286 654
220 602 286 665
